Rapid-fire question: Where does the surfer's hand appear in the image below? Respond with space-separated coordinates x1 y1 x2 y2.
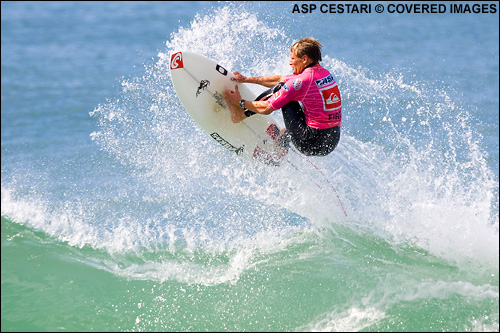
224 85 241 106
231 71 247 83
224 85 247 123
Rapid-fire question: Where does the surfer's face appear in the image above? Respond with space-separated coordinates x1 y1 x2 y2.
289 52 309 75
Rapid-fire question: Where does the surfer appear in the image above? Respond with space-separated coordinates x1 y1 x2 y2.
224 37 341 156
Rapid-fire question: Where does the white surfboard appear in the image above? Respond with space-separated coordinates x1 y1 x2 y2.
169 51 288 166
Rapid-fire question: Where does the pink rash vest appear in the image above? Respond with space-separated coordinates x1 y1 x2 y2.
267 63 342 129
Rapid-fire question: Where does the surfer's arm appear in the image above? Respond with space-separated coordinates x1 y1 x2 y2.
242 100 274 115
225 85 274 119
232 71 283 88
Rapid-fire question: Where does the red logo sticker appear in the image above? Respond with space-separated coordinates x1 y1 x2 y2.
320 84 341 111
170 52 183 69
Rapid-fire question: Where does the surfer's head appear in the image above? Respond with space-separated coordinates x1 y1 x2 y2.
290 37 323 64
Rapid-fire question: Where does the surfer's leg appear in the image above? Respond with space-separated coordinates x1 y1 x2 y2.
281 102 340 156
314 126 340 156
281 101 312 144
281 102 314 154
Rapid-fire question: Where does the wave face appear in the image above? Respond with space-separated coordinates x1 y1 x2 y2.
1 2 498 331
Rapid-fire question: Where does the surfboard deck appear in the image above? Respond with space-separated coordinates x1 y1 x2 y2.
169 51 288 166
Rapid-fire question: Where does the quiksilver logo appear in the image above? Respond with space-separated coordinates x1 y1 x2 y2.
170 52 183 69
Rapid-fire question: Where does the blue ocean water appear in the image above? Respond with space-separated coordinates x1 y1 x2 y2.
1 1 498 331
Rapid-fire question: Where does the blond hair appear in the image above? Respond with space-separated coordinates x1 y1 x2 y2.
290 37 323 63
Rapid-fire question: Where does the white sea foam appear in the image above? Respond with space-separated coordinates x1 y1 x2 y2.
297 307 386 332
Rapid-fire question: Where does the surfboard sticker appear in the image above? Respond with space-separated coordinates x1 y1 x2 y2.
216 64 228 76
196 80 210 97
170 52 183 69
210 132 244 155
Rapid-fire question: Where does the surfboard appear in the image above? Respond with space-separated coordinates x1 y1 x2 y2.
169 51 288 166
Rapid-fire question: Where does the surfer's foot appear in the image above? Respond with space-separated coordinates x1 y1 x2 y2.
268 125 290 150
225 98 246 123
278 129 291 150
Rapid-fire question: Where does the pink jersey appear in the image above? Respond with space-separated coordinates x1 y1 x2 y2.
267 64 342 129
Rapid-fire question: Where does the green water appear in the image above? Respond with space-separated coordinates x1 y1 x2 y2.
2 217 498 332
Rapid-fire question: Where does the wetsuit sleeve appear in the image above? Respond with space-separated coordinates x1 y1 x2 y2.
267 78 302 111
